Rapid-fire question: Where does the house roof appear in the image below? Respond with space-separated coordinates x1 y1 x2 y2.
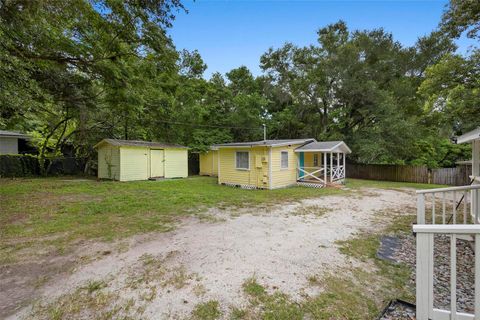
294 141 352 154
213 139 316 148
457 127 480 144
94 139 187 149
0 130 29 139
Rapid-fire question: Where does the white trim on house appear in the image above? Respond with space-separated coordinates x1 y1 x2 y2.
294 141 352 154
457 127 480 144
268 147 273 190
235 150 250 170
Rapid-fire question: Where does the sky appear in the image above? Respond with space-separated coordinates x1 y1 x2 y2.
168 0 476 78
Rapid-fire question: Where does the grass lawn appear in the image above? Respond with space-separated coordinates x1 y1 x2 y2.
0 176 445 265
1 176 447 319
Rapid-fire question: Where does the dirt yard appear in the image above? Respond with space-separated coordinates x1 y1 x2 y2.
1 183 419 320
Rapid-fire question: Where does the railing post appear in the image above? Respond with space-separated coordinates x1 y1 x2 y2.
475 234 480 317
418 193 426 224
416 232 433 320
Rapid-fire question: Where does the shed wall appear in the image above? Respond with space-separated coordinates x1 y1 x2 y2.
97 145 120 180
164 148 188 178
120 147 149 181
199 150 218 176
0 137 18 155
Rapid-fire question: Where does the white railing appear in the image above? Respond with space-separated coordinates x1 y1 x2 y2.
414 225 480 320
298 167 325 183
331 165 345 182
417 185 480 225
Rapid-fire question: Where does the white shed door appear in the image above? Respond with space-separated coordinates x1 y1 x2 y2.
150 149 164 177
120 148 149 181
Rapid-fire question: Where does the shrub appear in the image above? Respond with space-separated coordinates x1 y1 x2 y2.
0 154 40 177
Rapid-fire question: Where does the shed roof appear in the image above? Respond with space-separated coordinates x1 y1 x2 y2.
94 139 187 149
457 127 480 144
295 141 352 154
0 130 29 139
213 139 315 148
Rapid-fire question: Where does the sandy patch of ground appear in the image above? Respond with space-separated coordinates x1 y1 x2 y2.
5 188 415 319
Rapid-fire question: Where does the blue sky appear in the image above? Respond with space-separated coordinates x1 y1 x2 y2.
168 0 476 78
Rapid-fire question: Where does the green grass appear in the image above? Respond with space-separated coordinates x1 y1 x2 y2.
0 176 344 258
0 176 445 265
191 300 222 320
345 178 447 190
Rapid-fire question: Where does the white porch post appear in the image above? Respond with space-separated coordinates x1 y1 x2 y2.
330 152 333 183
337 152 340 180
473 140 480 223
324 152 327 185
343 152 346 180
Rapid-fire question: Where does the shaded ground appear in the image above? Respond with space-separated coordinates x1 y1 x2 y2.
2 183 417 319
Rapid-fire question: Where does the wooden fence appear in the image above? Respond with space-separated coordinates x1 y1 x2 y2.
346 163 472 186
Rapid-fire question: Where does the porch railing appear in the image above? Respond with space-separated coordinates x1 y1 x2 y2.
297 165 346 183
416 185 480 225
298 167 325 183
331 165 345 182
414 225 480 320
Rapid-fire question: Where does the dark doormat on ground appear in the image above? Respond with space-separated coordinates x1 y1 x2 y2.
377 299 416 320
376 235 401 263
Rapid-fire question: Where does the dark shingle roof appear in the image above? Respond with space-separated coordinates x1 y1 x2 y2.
213 139 315 148
0 130 29 138
95 139 187 149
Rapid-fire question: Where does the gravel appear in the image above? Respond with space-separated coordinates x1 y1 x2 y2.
385 232 475 317
378 300 416 320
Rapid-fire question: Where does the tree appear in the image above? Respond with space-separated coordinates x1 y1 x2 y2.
0 0 184 171
441 0 480 39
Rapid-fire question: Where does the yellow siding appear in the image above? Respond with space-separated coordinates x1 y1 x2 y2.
164 148 188 178
200 150 218 176
212 151 218 175
120 147 149 181
218 147 269 189
97 144 120 180
270 145 301 188
303 152 323 167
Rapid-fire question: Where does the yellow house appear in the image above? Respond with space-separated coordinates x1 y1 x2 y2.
94 139 188 181
206 139 351 189
199 147 218 176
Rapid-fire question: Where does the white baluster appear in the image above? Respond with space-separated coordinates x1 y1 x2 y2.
451 234 457 319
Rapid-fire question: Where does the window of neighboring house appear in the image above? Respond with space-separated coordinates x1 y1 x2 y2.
236 151 249 170
281 151 289 169
313 154 319 167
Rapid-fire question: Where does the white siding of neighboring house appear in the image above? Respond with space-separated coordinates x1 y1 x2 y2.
0 137 19 155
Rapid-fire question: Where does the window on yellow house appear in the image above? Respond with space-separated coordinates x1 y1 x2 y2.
281 151 288 169
235 151 249 170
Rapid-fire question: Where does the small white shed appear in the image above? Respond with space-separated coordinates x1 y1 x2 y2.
94 139 188 181
0 130 29 155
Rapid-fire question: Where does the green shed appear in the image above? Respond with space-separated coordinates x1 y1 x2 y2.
94 139 188 181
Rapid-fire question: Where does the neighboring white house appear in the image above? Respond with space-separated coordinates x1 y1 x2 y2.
0 130 30 155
